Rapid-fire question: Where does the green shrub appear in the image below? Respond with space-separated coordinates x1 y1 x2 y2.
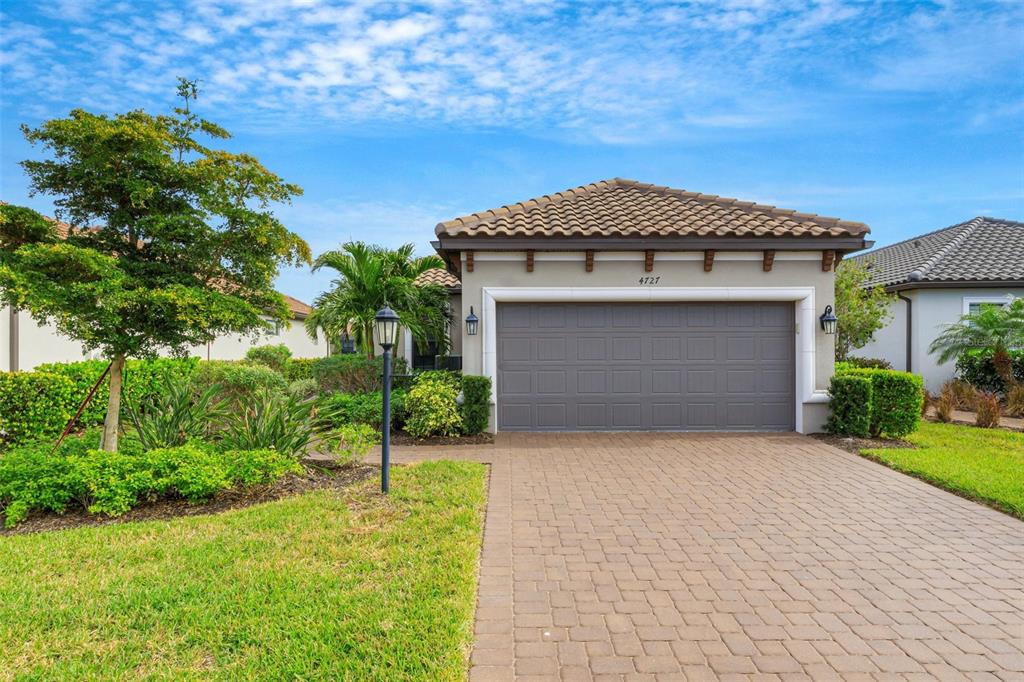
323 424 380 467
0 372 77 446
125 376 225 450
145 443 230 503
220 392 315 457
67 448 155 517
191 361 288 405
312 354 408 394
834 361 855 374
845 356 893 370
222 448 302 487
0 437 90 526
825 375 873 438
317 390 407 430
245 344 292 374
405 374 462 438
288 378 320 400
955 348 1024 394
285 358 318 383
36 358 199 428
843 368 924 438
460 375 491 435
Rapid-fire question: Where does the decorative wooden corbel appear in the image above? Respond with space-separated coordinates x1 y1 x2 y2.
585 250 594 273
703 249 715 272
644 250 654 273
762 249 775 272
465 250 474 273
526 249 534 273
821 249 835 272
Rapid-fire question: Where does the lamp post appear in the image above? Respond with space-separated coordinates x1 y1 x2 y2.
375 304 400 494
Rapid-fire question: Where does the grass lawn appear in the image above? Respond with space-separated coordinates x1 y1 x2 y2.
0 460 487 681
863 422 1024 519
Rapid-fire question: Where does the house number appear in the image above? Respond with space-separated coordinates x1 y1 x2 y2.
637 276 660 285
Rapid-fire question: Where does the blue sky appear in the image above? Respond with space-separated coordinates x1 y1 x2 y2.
2 0 1022 303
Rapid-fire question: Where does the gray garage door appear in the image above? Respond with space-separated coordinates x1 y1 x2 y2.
497 302 795 431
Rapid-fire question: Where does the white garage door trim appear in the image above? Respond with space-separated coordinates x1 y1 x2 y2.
481 286 825 433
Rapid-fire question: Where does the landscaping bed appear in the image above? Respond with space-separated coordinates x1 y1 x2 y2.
0 460 487 680
392 431 494 446
810 432 914 456
0 462 376 536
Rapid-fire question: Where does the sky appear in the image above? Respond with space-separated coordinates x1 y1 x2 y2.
1 0 1022 304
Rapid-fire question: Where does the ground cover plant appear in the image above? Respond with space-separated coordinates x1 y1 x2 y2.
0 461 486 680
862 421 1024 519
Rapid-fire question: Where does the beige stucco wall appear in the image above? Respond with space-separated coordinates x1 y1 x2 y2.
857 298 908 370
456 251 838 433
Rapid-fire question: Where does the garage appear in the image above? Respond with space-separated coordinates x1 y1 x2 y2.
496 302 795 431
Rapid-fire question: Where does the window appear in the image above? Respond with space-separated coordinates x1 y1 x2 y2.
963 295 1016 316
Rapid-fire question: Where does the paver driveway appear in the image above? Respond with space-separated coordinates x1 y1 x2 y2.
392 432 1023 681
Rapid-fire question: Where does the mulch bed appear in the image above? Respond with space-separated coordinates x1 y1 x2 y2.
390 431 494 446
809 432 915 455
0 463 377 537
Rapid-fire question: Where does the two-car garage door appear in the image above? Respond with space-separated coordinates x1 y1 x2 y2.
496 302 795 431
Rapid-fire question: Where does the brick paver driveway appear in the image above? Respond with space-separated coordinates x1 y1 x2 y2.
393 432 1023 680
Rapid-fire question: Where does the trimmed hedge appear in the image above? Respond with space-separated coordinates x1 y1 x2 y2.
460 375 491 435
0 372 78 445
245 344 292 374
286 358 318 383
955 348 1024 394
317 390 408 430
191 361 288 405
312 354 410 394
839 367 923 438
825 374 873 438
35 358 199 428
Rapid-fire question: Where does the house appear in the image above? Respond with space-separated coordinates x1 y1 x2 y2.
397 268 463 370
1 294 328 372
431 178 871 433
851 216 1024 391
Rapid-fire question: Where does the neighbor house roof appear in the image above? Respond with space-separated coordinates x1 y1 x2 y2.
435 178 870 241
850 216 1024 290
282 295 313 319
414 268 461 290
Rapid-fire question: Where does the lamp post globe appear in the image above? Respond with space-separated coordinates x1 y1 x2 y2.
375 304 400 349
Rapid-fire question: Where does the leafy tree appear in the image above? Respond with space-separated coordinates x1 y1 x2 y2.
834 259 895 361
0 80 310 451
305 242 449 357
929 298 1024 390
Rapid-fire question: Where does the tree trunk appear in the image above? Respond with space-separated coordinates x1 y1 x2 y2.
101 353 126 452
992 347 1016 392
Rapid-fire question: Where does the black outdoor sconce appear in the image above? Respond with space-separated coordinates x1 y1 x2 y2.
819 305 838 335
465 306 479 336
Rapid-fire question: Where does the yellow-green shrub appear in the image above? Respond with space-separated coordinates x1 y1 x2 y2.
405 374 462 438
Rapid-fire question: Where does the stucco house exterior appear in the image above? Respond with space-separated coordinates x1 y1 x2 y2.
431 178 871 433
1 294 327 372
851 216 1024 392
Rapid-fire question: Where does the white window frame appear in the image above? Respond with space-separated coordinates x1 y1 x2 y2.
962 294 1017 315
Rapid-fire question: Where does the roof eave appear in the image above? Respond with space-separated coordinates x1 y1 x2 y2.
881 279 1024 292
435 235 870 252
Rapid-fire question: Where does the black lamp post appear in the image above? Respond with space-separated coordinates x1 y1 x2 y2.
465 306 479 336
819 305 838 335
375 304 400 494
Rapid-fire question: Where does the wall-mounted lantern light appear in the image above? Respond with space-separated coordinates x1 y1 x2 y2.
465 306 479 336
819 305 838 335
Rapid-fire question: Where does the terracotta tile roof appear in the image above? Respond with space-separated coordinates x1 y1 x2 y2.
414 268 461 289
282 294 312 318
850 217 1024 289
436 178 870 240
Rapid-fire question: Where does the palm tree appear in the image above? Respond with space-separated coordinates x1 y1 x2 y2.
305 242 449 357
929 298 1024 390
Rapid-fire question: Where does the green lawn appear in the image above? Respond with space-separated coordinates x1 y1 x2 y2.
0 460 487 681
863 422 1024 519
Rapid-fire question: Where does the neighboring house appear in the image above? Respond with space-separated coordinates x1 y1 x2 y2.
431 178 871 433
851 216 1024 392
396 268 463 370
1 294 328 372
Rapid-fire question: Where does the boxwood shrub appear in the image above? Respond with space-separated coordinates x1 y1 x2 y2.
0 372 78 445
461 375 491 435
955 348 1024 394
840 368 924 438
317 390 408 430
825 374 873 438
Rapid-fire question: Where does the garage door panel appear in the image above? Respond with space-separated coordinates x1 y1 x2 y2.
497 302 794 431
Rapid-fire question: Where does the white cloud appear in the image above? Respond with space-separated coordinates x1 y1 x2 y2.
2 0 1022 140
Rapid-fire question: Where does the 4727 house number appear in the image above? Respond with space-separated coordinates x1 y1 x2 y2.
637 276 660 285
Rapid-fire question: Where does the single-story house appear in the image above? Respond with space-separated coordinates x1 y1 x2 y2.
851 216 1024 391
431 178 872 433
1 295 328 372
